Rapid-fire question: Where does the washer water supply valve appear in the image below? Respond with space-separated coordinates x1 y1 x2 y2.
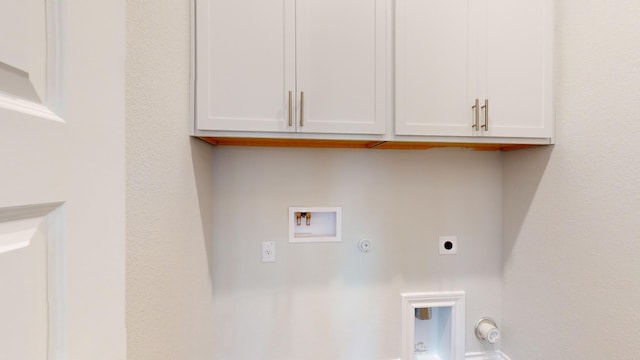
475 318 500 344
295 212 312 226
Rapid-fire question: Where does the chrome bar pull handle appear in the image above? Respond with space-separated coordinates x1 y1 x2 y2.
299 91 305 127
472 99 480 130
288 91 293 127
481 99 489 131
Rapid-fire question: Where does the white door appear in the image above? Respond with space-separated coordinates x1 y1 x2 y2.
196 0 297 132
482 0 553 138
296 0 387 134
0 1 125 359
395 0 478 136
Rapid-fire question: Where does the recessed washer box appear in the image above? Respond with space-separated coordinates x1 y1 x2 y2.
288 207 342 243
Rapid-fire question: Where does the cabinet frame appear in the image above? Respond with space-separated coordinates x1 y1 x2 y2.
191 0 555 149
194 0 388 136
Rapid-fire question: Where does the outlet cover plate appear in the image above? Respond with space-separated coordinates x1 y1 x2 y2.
439 236 458 255
262 241 275 262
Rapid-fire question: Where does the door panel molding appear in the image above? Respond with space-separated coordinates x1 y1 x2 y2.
44 0 64 118
0 202 65 360
0 0 63 123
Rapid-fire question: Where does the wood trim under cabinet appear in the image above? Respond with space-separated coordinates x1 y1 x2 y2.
196 136 544 152
197 136 384 149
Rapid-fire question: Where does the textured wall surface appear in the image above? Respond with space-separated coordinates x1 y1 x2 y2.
126 1 215 359
501 0 640 358
126 0 640 358
210 147 503 359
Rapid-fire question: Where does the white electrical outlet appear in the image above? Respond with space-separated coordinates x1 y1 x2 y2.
262 241 276 262
439 236 458 255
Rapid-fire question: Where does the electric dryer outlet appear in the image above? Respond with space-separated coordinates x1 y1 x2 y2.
439 236 458 255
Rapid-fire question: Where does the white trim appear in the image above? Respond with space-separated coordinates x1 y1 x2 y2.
190 0 196 134
391 349 511 360
401 291 466 360
465 350 511 360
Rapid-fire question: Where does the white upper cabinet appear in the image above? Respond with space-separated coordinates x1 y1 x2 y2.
395 0 476 137
196 0 387 135
196 0 295 132
395 0 553 140
296 0 387 134
482 0 553 138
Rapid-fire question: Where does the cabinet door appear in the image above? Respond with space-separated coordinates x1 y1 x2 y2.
395 0 479 136
196 0 296 132
481 0 553 138
296 0 387 134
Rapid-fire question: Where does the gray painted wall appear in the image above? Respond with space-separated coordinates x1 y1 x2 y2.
501 0 640 358
210 147 503 358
